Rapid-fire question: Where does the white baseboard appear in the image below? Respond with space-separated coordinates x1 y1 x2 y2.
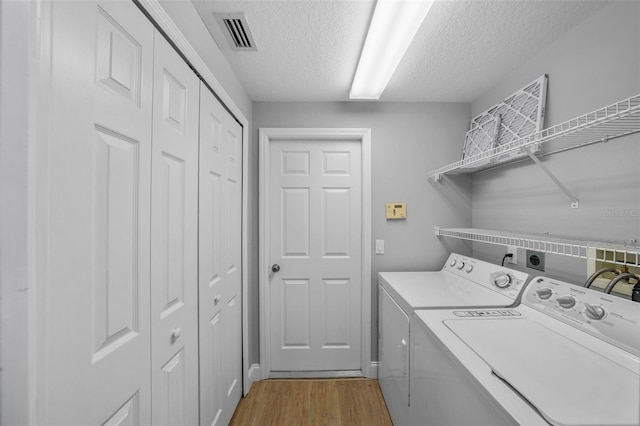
247 362 379 388
245 364 261 395
369 361 380 379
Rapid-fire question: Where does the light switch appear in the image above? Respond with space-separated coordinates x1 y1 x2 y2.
376 239 384 255
386 203 406 219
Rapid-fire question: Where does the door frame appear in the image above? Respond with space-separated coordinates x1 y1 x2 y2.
259 127 372 379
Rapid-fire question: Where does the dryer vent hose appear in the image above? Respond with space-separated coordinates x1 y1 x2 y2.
584 268 619 288
604 273 638 294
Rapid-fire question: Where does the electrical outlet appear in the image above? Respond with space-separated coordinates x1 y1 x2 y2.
506 245 517 264
526 250 545 272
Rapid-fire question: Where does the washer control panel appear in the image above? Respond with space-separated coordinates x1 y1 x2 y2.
453 310 521 317
524 276 640 356
443 253 530 300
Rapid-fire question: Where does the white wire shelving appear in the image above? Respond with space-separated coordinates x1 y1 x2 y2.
428 94 640 180
435 227 640 267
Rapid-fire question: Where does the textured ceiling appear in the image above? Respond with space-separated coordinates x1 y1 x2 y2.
191 0 608 102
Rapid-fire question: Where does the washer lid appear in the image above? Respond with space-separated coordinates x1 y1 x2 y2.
444 318 640 426
379 271 514 309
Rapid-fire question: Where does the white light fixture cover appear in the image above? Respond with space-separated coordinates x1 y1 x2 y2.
350 0 434 100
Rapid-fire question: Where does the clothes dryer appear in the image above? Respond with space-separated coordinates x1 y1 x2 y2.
378 253 530 424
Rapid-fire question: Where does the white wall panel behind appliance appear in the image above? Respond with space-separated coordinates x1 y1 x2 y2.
150 30 200 426
198 81 243 426
44 1 154 423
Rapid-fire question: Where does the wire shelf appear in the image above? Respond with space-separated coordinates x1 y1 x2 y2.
434 227 640 266
428 94 640 179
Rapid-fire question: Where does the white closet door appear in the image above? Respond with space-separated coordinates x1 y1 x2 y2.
150 31 200 426
45 1 153 424
198 83 243 426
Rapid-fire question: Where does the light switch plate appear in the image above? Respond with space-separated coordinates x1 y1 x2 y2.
376 240 384 255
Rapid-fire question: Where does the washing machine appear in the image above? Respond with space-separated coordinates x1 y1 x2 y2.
412 276 640 425
378 252 530 424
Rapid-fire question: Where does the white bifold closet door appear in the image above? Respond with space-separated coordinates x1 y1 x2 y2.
150 31 200 426
45 1 154 424
198 83 243 426
43 1 242 424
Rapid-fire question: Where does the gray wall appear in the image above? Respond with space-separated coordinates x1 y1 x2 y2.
252 102 472 363
470 1 640 284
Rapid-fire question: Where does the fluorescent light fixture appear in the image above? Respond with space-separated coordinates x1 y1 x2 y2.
350 0 434 100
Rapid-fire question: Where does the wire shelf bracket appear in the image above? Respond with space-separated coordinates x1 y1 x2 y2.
523 147 579 208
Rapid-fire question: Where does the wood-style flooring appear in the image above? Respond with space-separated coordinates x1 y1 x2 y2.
229 378 393 426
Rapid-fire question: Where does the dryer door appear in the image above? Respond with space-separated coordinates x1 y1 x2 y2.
379 286 410 423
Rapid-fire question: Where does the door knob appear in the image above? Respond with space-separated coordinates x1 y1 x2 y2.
171 328 182 340
271 264 280 273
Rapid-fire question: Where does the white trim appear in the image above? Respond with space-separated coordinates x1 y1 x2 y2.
2 1 55 423
135 0 253 395
258 128 373 380
369 361 380 379
246 364 261 394
32 1 53 423
269 370 363 379
240 112 250 396
1 2 33 424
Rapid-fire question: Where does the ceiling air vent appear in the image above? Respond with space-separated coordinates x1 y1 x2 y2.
214 13 257 52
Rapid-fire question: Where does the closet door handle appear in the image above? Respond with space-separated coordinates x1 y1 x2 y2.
272 264 280 273
171 328 182 340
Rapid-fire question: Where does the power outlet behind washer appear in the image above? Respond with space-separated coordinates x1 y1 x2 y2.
526 250 545 272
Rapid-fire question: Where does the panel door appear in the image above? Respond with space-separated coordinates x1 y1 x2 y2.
269 139 362 372
198 83 243 426
150 31 200 426
45 1 154 423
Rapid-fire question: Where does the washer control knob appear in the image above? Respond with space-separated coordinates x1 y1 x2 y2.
449 259 457 267
536 287 553 300
456 261 465 270
493 273 512 289
556 295 576 309
465 264 474 273
584 303 606 320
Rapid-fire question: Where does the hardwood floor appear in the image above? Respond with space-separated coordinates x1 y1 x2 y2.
229 378 393 426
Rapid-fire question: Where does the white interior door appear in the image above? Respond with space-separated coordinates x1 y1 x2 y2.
150 31 200 426
268 139 362 372
198 82 243 426
45 1 153 423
